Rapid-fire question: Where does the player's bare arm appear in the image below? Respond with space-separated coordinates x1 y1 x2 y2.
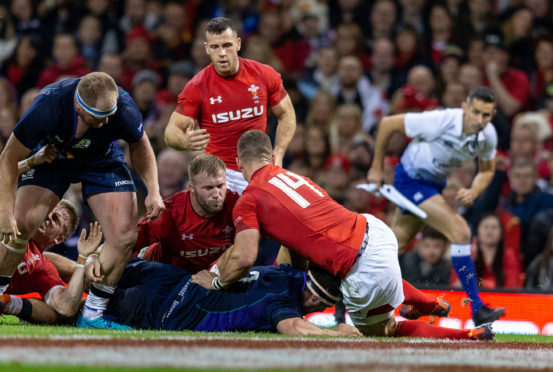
47 221 103 318
164 111 210 151
128 134 165 221
456 158 496 207
367 114 407 186
17 144 58 175
192 229 259 289
0 135 32 243
276 317 362 337
271 94 296 167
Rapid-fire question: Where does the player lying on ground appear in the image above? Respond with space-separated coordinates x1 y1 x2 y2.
91 258 360 336
0 200 103 324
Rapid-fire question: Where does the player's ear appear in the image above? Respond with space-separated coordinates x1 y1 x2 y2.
54 233 65 245
204 42 209 55
236 37 241 51
236 157 242 170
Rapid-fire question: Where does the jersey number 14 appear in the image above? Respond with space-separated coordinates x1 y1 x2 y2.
269 172 324 208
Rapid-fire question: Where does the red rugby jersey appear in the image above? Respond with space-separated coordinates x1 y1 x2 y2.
176 58 287 170
135 189 239 273
233 164 367 278
7 240 63 298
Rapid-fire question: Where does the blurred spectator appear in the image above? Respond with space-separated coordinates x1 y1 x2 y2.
394 25 431 85
328 104 370 154
283 77 309 124
343 177 374 215
509 112 551 177
368 38 403 98
156 61 195 108
37 33 90 88
482 31 530 118
525 0 553 35
328 0 370 29
156 148 188 199
10 0 40 37
0 6 17 66
391 65 439 114
530 35 553 104
473 213 524 289
330 55 389 133
242 35 283 72
454 0 499 48
292 8 331 70
400 227 452 288
305 89 336 133
466 35 485 69
504 158 553 264
441 81 467 108
346 139 373 178
18 87 39 117
76 15 103 69
436 46 464 96
502 5 535 75
366 0 398 45
256 9 305 76
332 23 370 71
320 153 351 204
524 207 553 271
189 35 211 72
119 0 160 33
120 26 156 91
458 63 483 91
526 226 553 291
98 53 124 85
153 1 191 62
132 69 160 130
1 34 43 99
288 125 330 183
397 0 426 35
298 46 339 99
425 2 455 67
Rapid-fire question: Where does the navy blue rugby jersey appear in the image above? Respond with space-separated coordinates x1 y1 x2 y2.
13 78 143 165
107 260 306 332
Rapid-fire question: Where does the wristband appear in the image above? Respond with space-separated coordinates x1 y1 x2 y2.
75 263 85 269
211 276 225 290
77 255 87 265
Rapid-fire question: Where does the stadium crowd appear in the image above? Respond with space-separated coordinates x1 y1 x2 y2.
1 0 553 301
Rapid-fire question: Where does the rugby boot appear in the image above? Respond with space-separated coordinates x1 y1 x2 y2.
472 304 505 326
468 322 495 341
399 298 451 320
76 314 132 330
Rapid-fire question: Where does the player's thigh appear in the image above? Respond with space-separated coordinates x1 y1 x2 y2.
14 186 60 237
390 208 424 253
87 191 138 244
356 316 397 337
418 194 470 243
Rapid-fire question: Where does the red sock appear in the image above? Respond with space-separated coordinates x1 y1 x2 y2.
402 279 437 314
394 320 471 339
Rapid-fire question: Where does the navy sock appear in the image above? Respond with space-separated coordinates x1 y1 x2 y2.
450 244 483 314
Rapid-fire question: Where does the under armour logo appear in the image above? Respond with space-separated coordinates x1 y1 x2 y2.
210 96 222 104
182 233 194 240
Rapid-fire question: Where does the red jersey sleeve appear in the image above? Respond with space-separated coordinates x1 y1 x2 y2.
233 193 261 233
260 64 287 107
175 77 201 118
134 196 174 251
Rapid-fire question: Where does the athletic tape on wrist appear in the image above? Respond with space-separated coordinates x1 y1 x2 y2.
211 276 224 290
75 263 85 269
2 242 25 254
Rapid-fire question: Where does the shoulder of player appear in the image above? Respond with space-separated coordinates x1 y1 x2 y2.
240 58 280 78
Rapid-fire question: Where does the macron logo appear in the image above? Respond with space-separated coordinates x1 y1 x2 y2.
210 96 222 104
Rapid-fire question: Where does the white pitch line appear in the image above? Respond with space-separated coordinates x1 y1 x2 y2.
0 345 552 370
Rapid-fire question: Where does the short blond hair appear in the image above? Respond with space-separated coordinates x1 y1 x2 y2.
76 72 118 108
57 199 79 238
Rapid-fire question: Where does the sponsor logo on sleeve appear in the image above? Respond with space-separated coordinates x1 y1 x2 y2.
210 96 222 104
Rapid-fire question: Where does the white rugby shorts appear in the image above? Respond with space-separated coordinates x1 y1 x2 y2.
340 214 405 327
226 168 248 195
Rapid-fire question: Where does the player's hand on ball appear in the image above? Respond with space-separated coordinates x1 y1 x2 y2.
191 270 217 290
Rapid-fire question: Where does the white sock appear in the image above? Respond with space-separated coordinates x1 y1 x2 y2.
82 283 115 320
3 295 22 315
